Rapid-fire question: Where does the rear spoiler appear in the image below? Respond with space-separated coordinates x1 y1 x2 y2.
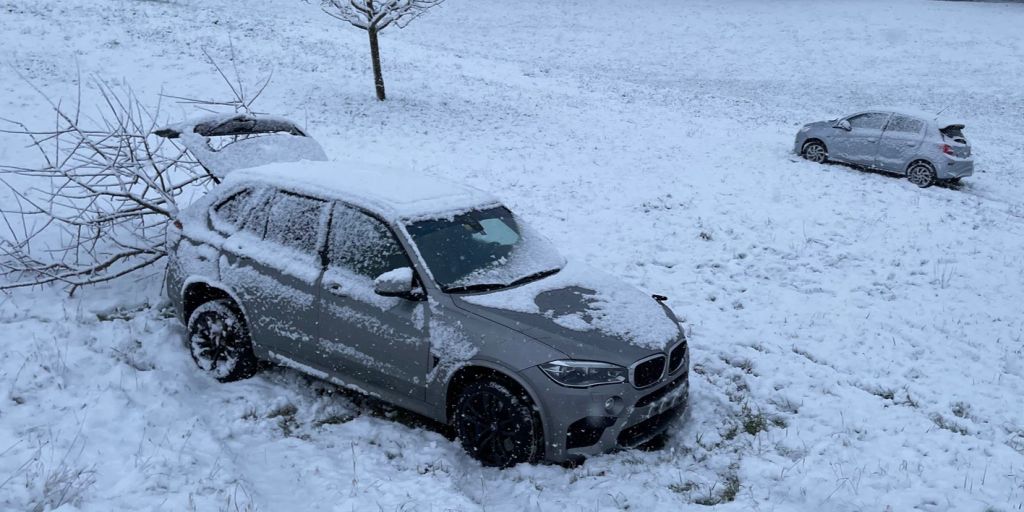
155 113 327 179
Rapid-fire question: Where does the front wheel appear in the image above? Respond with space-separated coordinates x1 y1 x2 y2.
187 299 259 382
907 162 937 188
453 381 543 468
801 140 828 164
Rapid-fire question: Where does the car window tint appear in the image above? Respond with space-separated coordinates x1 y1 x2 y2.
211 189 253 232
887 115 924 134
328 204 410 278
264 192 329 254
847 113 889 130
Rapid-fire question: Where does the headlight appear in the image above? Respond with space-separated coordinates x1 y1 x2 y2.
540 360 627 388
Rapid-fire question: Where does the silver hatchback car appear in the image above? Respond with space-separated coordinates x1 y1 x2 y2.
165 162 690 467
794 109 973 188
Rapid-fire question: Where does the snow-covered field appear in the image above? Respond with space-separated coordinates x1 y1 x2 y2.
2 0 1024 510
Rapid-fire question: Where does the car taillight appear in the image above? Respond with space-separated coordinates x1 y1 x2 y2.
173 219 183 230
941 144 955 156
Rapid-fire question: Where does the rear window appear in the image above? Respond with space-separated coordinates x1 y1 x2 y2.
211 189 254 233
264 192 330 254
886 115 924 134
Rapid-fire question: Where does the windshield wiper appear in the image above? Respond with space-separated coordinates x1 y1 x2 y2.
509 268 560 287
444 283 510 294
444 268 561 294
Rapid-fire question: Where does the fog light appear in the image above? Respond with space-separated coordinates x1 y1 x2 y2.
604 396 623 414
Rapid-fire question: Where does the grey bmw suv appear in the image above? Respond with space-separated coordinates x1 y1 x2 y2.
795 109 973 188
165 161 690 467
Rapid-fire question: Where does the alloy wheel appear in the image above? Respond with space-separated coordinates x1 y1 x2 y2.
187 300 258 382
802 142 827 163
907 163 936 188
454 381 540 468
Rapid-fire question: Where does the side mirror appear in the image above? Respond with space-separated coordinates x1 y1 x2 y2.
835 119 851 131
373 267 422 299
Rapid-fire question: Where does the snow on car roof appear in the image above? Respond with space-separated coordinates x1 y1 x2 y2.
227 161 501 221
861 106 963 128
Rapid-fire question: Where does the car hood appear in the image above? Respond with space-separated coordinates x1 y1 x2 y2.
451 263 682 365
802 120 832 130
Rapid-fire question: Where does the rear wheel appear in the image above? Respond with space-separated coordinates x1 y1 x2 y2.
453 380 542 468
801 140 828 164
907 162 937 188
187 299 258 382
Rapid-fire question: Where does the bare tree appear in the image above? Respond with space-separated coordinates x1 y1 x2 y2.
0 56 267 294
320 0 444 100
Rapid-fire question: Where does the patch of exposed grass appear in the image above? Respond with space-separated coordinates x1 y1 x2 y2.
695 472 740 506
312 413 356 428
868 386 895 401
669 481 699 495
951 401 972 419
931 413 969 436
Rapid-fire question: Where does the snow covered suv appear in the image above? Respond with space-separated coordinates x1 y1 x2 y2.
164 162 690 467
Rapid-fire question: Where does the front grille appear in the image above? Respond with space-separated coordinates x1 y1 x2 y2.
668 340 687 374
617 403 685 447
631 355 665 388
635 371 688 409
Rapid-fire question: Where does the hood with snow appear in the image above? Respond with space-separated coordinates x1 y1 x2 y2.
454 263 683 363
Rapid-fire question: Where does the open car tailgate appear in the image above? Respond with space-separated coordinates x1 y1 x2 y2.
155 113 328 178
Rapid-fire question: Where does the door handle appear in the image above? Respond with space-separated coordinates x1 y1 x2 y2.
905 142 916 147
867 139 877 143
325 281 344 294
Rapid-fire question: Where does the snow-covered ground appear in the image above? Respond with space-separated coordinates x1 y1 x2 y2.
2 0 1024 510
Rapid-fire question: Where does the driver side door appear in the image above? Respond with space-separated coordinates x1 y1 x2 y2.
315 203 430 401
830 112 891 167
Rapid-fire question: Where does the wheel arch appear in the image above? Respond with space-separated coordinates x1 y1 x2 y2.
906 158 935 174
443 362 544 426
802 138 827 152
180 278 248 324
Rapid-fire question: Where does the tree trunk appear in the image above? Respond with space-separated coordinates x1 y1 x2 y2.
368 28 386 101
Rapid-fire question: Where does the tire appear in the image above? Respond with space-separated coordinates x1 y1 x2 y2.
907 161 937 188
453 380 543 468
801 140 828 164
186 299 259 382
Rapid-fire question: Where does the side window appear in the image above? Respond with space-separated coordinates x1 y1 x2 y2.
328 204 410 278
264 192 329 254
847 113 889 131
886 115 924 134
210 189 253 232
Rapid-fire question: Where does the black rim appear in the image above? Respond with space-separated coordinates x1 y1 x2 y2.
456 386 535 467
190 310 243 379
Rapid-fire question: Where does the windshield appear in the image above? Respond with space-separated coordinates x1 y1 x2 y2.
405 207 565 292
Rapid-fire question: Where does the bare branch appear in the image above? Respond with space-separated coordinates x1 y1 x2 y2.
0 63 271 292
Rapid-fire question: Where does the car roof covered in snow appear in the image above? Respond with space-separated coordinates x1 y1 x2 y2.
226 161 501 221
859 106 964 128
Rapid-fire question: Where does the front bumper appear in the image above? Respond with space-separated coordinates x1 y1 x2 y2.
793 134 807 155
936 156 974 180
520 364 689 463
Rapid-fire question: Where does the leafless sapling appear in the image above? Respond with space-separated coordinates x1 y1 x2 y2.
320 0 444 100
